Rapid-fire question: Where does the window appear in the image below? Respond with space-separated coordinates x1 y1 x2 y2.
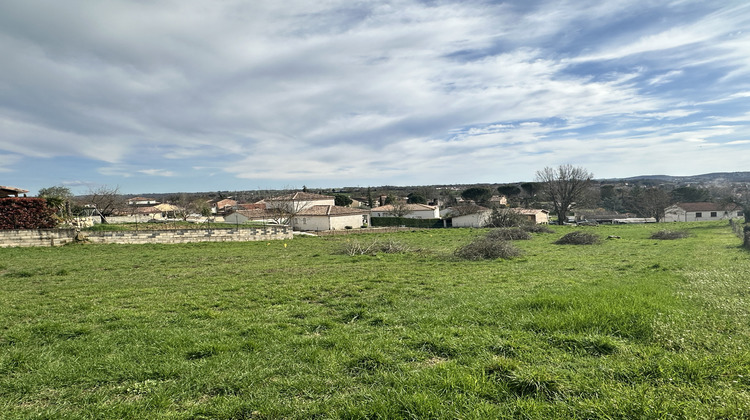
710 212 717 217
739 212 744 217
695 212 702 218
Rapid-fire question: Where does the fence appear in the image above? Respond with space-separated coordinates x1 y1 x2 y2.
729 219 750 249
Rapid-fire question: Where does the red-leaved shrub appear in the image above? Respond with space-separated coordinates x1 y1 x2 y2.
0 198 57 229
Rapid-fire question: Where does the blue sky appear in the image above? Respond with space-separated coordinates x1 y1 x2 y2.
2 0 749 195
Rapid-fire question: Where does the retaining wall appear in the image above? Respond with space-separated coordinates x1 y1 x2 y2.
0 227 292 248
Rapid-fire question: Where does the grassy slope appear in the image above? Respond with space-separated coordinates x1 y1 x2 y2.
1 222 749 419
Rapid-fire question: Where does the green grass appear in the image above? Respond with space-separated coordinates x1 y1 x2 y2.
1 222 749 418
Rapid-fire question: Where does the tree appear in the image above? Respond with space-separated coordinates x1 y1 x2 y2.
334 194 353 207
461 187 492 205
497 185 521 206
671 186 710 203
487 208 528 228
630 188 671 222
367 187 374 208
535 165 594 225
38 185 73 220
407 193 427 204
721 188 750 224
388 201 412 218
84 185 124 223
519 182 541 208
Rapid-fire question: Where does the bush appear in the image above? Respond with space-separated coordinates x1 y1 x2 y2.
340 239 414 256
523 224 554 234
486 227 532 241
555 231 600 245
650 230 690 240
0 198 57 229
487 208 528 228
454 237 522 260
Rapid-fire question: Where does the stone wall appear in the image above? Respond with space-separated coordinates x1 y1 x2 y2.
0 228 78 247
0 227 292 248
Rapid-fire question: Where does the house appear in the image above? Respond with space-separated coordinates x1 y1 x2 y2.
154 203 181 218
490 195 508 207
1 185 28 198
451 208 493 228
265 192 335 212
515 209 550 224
447 207 549 228
293 205 371 231
127 196 158 206
370 203 440 219
107 206 164 223
224 209 277 225
664 202 743 222
209 198 238 215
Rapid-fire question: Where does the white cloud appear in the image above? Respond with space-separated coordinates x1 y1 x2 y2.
1 0 749 191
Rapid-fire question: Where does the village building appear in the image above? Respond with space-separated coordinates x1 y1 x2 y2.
370 203 440 219
663 202 743 222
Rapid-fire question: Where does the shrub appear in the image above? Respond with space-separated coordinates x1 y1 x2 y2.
650 230 690 240
340 239 414 256
523 224 555 234
454 237 522 260
555 231 600 245
486 227 532 241
0 198 57 229
486 208 528 228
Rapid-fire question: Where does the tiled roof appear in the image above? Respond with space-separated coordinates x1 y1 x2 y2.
671 202 740 212
267 192 334 202
234 209 272 218
371 204 437 212
297 205 369 216
0 185 29 196
514 209 549 215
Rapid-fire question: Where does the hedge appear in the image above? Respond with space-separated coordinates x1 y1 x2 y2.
370 217 444 228
0 198 57 229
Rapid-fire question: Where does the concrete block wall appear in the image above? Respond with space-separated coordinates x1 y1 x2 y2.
0 227 292 247
0 229 78 248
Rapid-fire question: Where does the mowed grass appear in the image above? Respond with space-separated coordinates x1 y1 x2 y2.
1 221 749 419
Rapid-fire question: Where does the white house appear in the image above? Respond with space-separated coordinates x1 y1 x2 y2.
265 192 335 212
293 205 370 231
451 209 493 228
224 209 277 225
515 209 550 225
370 203 440 219
664 202 743 222
445 207 550 228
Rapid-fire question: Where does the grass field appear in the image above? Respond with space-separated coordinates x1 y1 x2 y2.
1 221 749 419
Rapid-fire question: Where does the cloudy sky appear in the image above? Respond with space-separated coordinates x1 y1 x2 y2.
2 0 750 195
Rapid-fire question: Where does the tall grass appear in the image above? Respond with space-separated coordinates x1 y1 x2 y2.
1 222 749 418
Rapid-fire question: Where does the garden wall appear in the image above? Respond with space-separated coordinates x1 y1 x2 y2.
0 227 292 248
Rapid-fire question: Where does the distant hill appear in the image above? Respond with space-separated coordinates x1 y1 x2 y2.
610 172 750 183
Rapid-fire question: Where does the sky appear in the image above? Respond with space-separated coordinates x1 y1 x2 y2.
2 0 750 196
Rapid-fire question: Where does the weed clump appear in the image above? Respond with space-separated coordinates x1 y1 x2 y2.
340 239 415 256
486 227 532 241
650 230 690 240
454 237 522 260
523 224 555 234
555 231 600 245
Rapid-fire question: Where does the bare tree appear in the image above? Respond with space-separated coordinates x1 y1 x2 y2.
85 185 124 223
535 165 594 225
265 193 308 226
631 188 671 222
388 201 412 218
